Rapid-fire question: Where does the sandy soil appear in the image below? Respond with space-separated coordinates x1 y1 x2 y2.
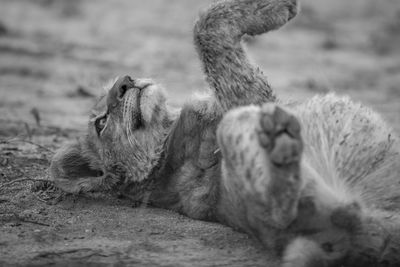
0 0 399 266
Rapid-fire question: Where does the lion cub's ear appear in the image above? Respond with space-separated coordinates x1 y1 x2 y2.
49 140 103 193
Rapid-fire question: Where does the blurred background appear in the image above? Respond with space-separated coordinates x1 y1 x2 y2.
0 0 399 133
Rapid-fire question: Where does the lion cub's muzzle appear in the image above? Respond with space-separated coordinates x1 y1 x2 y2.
107 75 136 108
107 75 153 109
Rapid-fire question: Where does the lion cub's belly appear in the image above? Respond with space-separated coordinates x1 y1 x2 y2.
292 94 400 209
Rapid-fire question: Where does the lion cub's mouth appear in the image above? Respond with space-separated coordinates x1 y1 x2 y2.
136 88 144 128
123 81 152 130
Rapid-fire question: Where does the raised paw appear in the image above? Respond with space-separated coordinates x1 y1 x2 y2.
253 0 299 33
285 0 299 21
258 104 303 166
271 0 299 22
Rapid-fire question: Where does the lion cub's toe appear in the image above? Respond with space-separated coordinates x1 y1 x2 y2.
258 104 303 166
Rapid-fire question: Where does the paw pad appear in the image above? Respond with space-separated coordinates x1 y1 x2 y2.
258 104 303 166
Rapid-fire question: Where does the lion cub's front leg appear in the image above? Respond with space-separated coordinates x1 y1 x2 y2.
217 103 303 230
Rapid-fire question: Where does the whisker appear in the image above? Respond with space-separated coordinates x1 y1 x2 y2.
124 95 136 148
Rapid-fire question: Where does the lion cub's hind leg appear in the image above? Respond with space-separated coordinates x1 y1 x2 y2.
257 104 304 227
217 104 303 232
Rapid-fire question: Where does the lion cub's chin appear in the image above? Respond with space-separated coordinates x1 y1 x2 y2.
133 78 168 126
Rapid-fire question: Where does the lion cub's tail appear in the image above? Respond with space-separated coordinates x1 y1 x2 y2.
194 0 298 111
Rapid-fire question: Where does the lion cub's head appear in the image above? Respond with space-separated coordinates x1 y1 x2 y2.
50 76 173 193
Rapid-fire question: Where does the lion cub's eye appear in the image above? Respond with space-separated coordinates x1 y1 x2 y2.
95 114 108 135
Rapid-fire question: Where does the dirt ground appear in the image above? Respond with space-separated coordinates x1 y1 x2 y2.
0 0 399 266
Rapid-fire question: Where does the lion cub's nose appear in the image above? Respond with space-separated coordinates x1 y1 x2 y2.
115 75 135 100
107 75 135 107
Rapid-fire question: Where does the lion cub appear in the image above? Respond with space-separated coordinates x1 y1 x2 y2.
50 0 400 266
